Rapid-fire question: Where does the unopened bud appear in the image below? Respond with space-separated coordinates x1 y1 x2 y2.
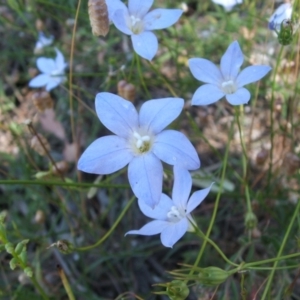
278 20 294 46
167 280 189 300
198 266 231 286
245 211 257 230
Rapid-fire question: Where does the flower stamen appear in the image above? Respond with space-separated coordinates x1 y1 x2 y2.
221 80 236 94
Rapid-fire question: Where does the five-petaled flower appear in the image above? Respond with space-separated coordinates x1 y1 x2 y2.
268 3 292 32
126 166 213 248
77 93 200 208
34 31 54 54
211 0 243 12
29 48 67 91
188 41 271 106
110 0 183 60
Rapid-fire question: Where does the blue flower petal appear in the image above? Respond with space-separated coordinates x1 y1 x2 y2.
77 135 133 174
191 84 225 106
126 220 169 236
45 78 61 91
160 218 189 248
138 194 173 219
153 130 200 170
37 57 56 74
112 8 132 35
131 31 158 61
95 92 139 139
236 65 271 88
186 183 213 214
226 88 250 105
128 153 163 208
29 74 50 88
189 58 223 84
172 166 192 209
128 0 153 17
54 48 67 71
107 0 127 21
139 98 184 134
220 41 244 80
143 8 183 30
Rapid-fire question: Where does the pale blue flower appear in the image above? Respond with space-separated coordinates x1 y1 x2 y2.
34 31 54 54
126 166 213 248
110 0 183 60
188 41 272 106
77 93 200 208
29 48 67 91
211 0 242 12
268 3 292 31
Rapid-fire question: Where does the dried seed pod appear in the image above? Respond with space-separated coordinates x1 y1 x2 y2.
31 90 53 112
88 0 109 37
30 134 50 156
123 83 136 102
117 80 136 102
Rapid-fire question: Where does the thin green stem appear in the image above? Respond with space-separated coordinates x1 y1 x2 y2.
189 119 235 276
77 196 135 251
267 45 284 190
194 226 239 267
235 106 252 214
261 197 300 299
136 53 151 99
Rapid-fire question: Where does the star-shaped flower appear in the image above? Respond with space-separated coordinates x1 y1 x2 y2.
77 93 200 208
34 31 54 54
211 0 242 12
29 48 67 91
269 3 292 31
110 0 183 60
188 41 271 106
126 166 213 248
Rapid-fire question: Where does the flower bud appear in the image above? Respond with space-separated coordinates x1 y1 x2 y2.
278 20 294 46
245 211 257 230
197 267 231 286
167 280 189 300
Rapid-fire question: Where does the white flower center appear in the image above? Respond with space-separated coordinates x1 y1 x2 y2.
129 15 144 34
51 69 64 77
131 131 152 154
167 206 185 223
221 80 236 94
